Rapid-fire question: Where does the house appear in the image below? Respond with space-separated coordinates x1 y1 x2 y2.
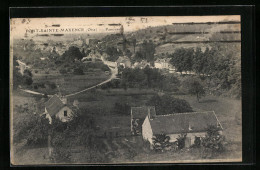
43 95 76 124
131 106 156 135
154 58 173 70
142 111 223 148
132 60 151 69
116 56 131 68
16 60 30 75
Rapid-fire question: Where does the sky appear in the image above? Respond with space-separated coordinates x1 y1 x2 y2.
10 16 240 38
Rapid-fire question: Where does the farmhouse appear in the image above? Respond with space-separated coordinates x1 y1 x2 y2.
131 106 156 135
142 111 223 148
43 95 77 124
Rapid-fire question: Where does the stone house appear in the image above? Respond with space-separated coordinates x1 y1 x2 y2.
142 111 223 148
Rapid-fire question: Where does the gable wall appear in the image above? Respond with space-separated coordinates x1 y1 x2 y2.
55 106 73 122
142 116 153 144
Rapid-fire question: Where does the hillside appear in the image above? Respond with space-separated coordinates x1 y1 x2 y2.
99 22 241 56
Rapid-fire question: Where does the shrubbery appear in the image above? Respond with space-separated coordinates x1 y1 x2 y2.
201 126 226 153
152 134 171 152
146 94 193 115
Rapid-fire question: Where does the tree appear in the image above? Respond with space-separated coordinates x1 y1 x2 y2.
62 46 84 61
105 46 122 62
152 134 171 152
13 57 23 89
138 40 156 62
132 38 137 53
23 69 33 86
14 110 51 145
182 48 194 73
182 77 205 102
170 48 186 74
192 47 204 75
146 94 193 115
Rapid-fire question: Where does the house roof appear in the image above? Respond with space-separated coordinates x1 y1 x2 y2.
45 95 65 116
149 111 222 135
131 106 156 119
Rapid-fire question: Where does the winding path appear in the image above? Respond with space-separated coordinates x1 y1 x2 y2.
20 63 118 97
65 66 117 97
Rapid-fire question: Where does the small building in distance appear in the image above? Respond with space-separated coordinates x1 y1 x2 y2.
131 106 156 135
116 56 131 68
142 111 223 148
154 58 173 70
132 60 151 69
43 95 77 124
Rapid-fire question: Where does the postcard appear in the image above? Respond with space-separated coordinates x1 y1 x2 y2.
10 16 242 164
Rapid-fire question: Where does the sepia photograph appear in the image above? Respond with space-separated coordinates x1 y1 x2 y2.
10 16 242 165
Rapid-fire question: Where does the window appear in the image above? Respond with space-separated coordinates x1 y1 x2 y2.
64 110 67 117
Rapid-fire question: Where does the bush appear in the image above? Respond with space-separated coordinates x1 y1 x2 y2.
152 134 171 152
48 82 57 89
176 133 187 150
114 102 131 115
73 68 84 75
193 136 201 148
23 75 33 85
146 94 193 115
59 68 67 74
201 126 226 153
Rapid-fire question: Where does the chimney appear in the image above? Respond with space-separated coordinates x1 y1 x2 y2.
61 96 67 105
148 107 154 120
73 99 79 108
148 107 151 119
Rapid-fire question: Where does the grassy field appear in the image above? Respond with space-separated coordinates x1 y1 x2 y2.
31 70 109 95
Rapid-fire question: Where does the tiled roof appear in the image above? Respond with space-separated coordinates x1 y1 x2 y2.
45 95 65 116
131 106 156 119
149 111 222 135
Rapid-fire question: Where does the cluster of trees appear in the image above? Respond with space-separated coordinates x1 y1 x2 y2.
170 44 241 98
131 40 156 63
105 47 122 62
61 46 84 61
120 67 163 89
101 67 180 92
146 94 193 115
13 57 34 89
